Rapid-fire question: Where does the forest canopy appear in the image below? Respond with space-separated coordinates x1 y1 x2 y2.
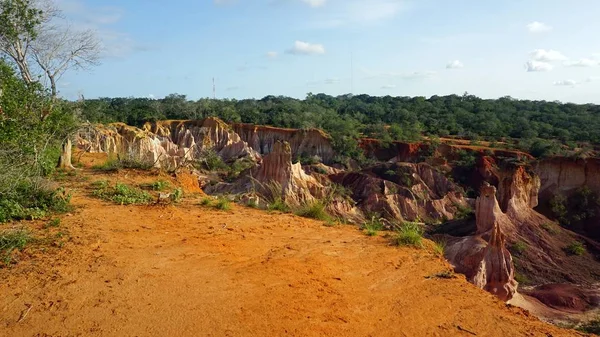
75 93 600 158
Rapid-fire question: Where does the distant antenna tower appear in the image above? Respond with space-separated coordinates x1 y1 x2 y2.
212 77 216 99
350 52 354 96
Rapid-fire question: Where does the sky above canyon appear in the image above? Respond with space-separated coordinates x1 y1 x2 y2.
57 0 600 103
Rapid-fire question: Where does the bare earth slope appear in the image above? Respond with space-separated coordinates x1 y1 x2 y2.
0 170 585 337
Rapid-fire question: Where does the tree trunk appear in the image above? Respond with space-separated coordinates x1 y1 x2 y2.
57 138 75 170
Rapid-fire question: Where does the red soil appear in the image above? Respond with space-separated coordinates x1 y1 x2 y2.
0 168 586 336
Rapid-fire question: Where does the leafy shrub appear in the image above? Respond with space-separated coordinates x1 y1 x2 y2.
196 148 227 171
395 222 423 247
565 241 586 256
93 182 152 205
455 150 477 169
170 188 183 203
0 228 31 266
0 183 71 223
227 158 255 181
295 200 330 221
455 203 474 220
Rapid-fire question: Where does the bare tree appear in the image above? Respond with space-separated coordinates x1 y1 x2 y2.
32 23 100 98
0 0 101 98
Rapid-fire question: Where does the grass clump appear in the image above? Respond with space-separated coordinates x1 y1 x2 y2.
0 229 32 266
395 222 424 248
425 270 456 279
140 180 170 191
511 241 528 255
268 199 289 212
199 197 213 206
213 197 231 211
541 222 559 235
577 318 600 334
433 240 446 257
565 241 586 256
295 200 330 221
246 199 258 209
362 216 384 236
91 159 121 172
93 182 152 205
44 218 61 229
514 272 530 285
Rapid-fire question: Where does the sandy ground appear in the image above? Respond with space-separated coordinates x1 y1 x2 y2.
0 169 588 337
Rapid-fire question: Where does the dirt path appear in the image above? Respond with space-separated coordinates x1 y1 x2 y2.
0 170 586 336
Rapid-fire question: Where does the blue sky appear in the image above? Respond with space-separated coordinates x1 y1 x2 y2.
57 0 600 103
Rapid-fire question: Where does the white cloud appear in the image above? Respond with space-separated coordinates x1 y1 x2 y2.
527 21 552 33
553 80 577 86
381 84 396 89
301 0 326 8
525 60 553 72
286 41 325 55
530 49 567 62
148 94 155 99
564 58 598 67
266 51 278 59
446 60 464 69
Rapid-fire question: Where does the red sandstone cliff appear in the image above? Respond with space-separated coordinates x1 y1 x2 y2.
445 184 518 301
232 123 335 163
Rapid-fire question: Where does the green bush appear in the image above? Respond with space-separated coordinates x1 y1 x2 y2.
395 222 423 247
295 200 330 221
565 241 586 256
196 148 227 172
455 203 474 220
171 188 183 203
0 183 71 223
0 228 31 265
92 182 152 205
